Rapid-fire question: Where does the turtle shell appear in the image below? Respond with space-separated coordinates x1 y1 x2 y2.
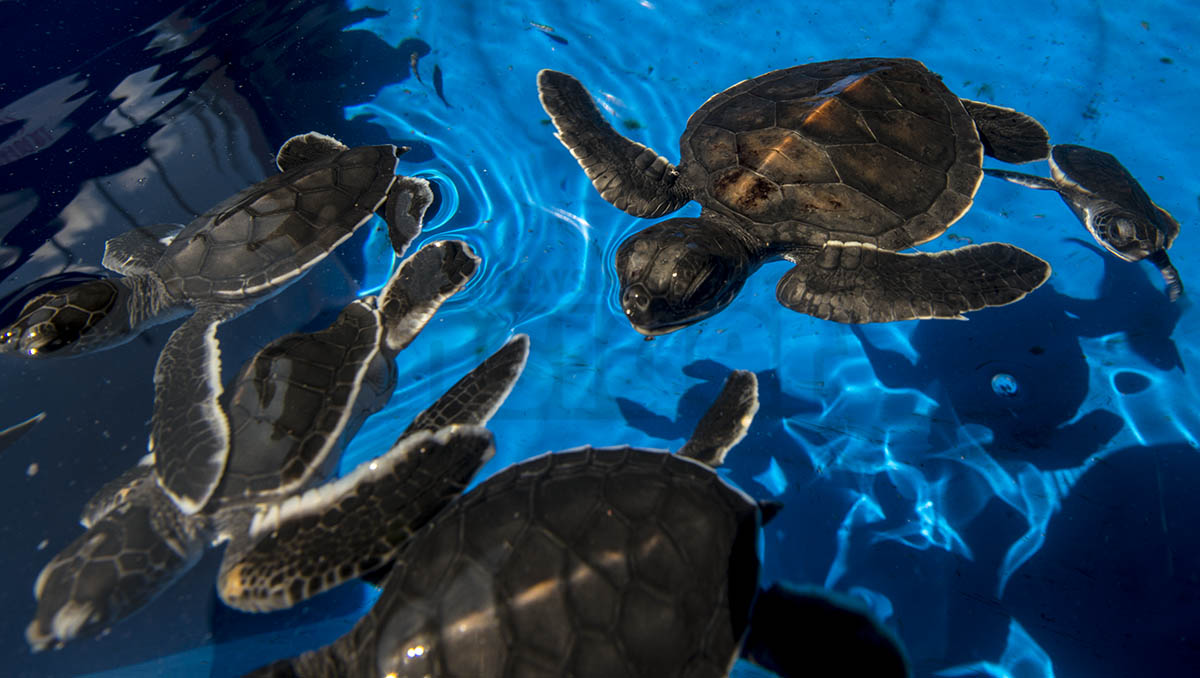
215 298 395 504
356 446 762 678
155 145 398 302
679 57 983 251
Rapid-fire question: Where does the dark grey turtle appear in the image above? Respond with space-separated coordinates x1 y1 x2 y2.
246 371 912 678
538 58 1054 334
26 240 530 650
2 131 438 514
985 143 1183 301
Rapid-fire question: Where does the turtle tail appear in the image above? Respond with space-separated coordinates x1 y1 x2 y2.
741 582 911 678
537 69 693 218
1148 249 1184 302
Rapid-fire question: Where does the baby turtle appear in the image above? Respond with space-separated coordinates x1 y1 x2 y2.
539 58 1053 334
247 371 911 677
26 240 529 650
986 143 1183 301
1 132 438 514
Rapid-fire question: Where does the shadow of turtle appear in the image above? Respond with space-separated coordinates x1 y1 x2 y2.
851 254 1150 468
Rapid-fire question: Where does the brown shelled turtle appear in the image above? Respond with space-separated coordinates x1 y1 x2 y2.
539 58 1054 334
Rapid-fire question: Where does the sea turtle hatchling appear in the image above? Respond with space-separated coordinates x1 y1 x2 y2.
985 143 1184 301
26 239 530 650
246 371 911 678
1 131 440 515
539 58 1054 334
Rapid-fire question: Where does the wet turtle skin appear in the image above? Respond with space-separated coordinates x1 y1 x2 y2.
257 446 764 678
680 57 984 252
160 144 398 301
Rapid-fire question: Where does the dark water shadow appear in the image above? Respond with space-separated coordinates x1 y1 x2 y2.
853 241 1182 469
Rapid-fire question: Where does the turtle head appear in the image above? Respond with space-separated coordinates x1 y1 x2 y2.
616 217 756 335
26 489 202 651
0 279 129 358
1087 206 1163 263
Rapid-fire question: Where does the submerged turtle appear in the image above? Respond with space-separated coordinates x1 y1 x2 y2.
985 143 1183 301
247 371 911 678
1 131 439 514
27 239 530 650
538 58 1054 334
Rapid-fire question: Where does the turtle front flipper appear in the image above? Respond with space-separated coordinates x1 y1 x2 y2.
960 99 1050 163
538 69 692 218
378 239 480 353
80 458 154 528
983 167 1059 191
741 582 911 678
776 241 1051 323
152 304 242 514
677 370 759 467
0 411 44 455
27 482 203 651
401 333 530 436
381 176 434 258
102 224 183 275
1148 249 1185 302
217 425 494 612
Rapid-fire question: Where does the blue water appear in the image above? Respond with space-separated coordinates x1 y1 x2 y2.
1 1 1197 676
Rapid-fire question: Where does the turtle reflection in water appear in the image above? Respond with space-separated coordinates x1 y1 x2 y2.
248 371 910 678
28 239 531 650
986 143 1184 301
539 58 1054 335
1 131 437 516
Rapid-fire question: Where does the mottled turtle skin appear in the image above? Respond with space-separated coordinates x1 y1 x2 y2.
987 143 1183 301
540 58 1053 333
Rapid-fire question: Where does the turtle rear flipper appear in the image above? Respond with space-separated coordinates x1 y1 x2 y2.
538 69 692 218
152 304 242 515
960 99 1050 163
381 176 434 257
401 333 530 437
677 370 759 467
275 132 350 173
378 239 480 354
983 167 1058 191
102 224 183 275
776 242 1051 323
741 582 911 678
27 484 202 651
217 425 494 612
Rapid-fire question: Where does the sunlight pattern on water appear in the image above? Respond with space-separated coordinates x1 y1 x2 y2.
335 2 1197 676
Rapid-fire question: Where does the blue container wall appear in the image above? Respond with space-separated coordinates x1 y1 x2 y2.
0 1 1196 676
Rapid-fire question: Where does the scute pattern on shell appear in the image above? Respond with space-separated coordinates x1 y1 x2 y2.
679 57 983 250
357 446 759 678
155 145 399 302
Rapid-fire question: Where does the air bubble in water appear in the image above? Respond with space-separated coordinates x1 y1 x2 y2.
991 373 1019 398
